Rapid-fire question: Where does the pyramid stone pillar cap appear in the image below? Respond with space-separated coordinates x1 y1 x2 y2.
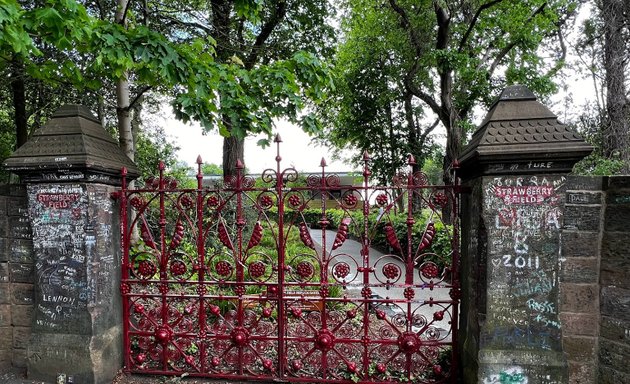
458 85 592 180
3 104 140 185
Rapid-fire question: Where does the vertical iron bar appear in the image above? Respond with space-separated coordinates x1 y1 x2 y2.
195 157 207 373
361 153 371 377
405 156 415 379
158 161 169 370
235 161 245 376
318 158 328 378
275 138 286 378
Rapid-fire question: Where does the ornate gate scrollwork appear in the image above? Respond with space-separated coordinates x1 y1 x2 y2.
118 137 461 383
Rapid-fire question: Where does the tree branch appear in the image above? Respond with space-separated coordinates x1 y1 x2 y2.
420 118 440 144
388 0 423 56
487 2 548 77
118 0 133 26
244 1 287 69
458 0 505 52
388 0 445 122
159 13 213 35
126 86 152 110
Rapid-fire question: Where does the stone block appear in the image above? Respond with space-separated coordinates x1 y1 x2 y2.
28 327 122 384
0 262 8 283
8 185 26 197
0 348 13 371
607 191 630 205
600 286 630 321
560 283 599 314
11 305 33 327
12 348 27 369
601 232 630 261
604 205 630 232
606 176 630 190
7 200 27 217
567 176 605 191
0 237 7 262
9 263 34 284
10 283 33 306
477 350 567 384
559 313 598 336
8 216 31 240
9 239 33 264
560 283 598 313
0 327 12 347
568 361 596 384
562 231 599 258
566 191 602 205
598 366 630 384
599 338 630 374
0 305 10 327
0 217 7 237
12 326 29 350
560 258 599 283
563 205 602 231
600 316 630 344
600 258 630 290
0 196 6 216
0 283 9 304
563 335 597 361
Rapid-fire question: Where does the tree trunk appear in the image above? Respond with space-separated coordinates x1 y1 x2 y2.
602 0 629 173
10 59 28 148
116 78 133 160
222 134 245 179
116 0 133 161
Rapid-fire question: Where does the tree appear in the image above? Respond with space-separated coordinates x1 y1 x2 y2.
571 1 629 175
600 0 630 173
322 0 580 184
317 0 440 185
1 0 335 180
148 0 336 177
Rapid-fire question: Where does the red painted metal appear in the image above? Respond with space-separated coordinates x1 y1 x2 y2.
117 139 461 383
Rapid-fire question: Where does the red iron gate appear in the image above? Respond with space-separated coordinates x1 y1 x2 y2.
117 138 461 383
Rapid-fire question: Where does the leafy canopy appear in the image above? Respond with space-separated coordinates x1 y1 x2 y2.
0 0 333 145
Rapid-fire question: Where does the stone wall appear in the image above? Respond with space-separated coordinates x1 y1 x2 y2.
558 176 630 384
597 177 630 383
560 176 604 384
0 184 35 372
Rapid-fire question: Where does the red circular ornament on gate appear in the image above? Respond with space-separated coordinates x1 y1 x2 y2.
397 332 421 354
315 329 335 351
155 326 173 344
230 327 250 346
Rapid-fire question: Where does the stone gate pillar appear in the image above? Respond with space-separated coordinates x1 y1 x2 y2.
3 105 139 383
457 86 592 383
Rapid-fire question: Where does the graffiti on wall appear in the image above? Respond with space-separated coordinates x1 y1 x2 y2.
481 175 566 351
28 184 115 332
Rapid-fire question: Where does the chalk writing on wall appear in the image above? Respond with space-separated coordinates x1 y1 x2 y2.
28 183 120 332
483 366 528 384
482 175 565 351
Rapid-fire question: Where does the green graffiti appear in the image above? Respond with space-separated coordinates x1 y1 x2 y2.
499 371 525 384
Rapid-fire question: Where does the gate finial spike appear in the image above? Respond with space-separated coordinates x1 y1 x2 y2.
196 155 203 164
159 161 166 170
363 151 370 161
320 157 327 167
274 133 282 143
236 159 244 169
407 154 416 165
